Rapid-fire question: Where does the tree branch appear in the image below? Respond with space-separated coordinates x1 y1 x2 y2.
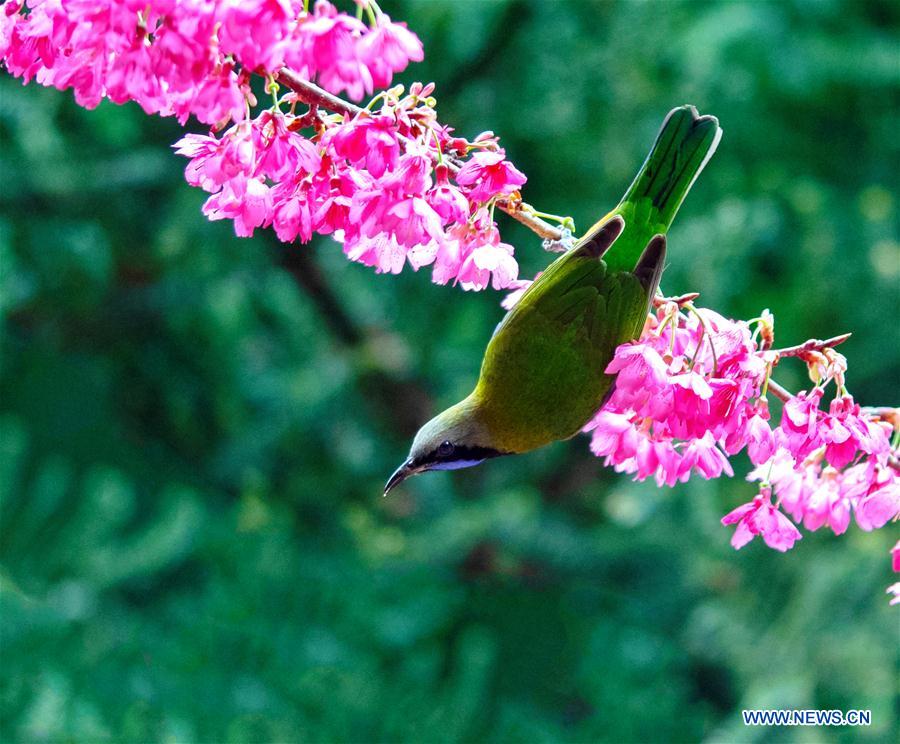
773 333 851 358
278 68 360 118
766 379 792 403
275 69 565 242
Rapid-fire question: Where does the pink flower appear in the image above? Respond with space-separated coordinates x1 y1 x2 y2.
202 176 272 237
358 14 424 88
855 476 900 531
272 181 314 243
802 468 851 534
749 443 899 538
429 224 468 285
313 181 353 236
820 395 891 468
254 110 322 182
777 391 892 470
744 408 776 465
455 150 526 203
430 214 518 290
679 433 733 481
344 232 408 275
779 388 825 461
892 541 900 573
586 411 639 462
175 65 246 126
217 0 293 72
381 144 433 194
292 1 372 101
721 489 802 552
426 164 469 223
173 124 256 192
328 112 401 178
749 448 813 522
457 240 519 291
605 343 670 403
383 195 443 248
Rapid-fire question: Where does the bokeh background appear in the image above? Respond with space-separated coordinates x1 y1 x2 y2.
2 0 899 741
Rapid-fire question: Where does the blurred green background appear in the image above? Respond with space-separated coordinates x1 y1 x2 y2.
2 0 899 741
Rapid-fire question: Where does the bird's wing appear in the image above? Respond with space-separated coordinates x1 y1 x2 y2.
524 254 649 371
477 221 665 448
493 218 664 372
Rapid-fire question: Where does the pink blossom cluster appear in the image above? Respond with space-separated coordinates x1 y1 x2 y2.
0 0 423 124
174 86 526 288
583 304 772 485
573 300 899 553
3 0 526 288
731 389 896 553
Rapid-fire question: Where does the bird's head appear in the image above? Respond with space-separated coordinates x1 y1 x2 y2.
384 396 508 495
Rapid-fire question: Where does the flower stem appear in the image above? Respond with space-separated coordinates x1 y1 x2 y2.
685 303 717 376
521 207 576 232
265 74 280 109
429 127 444 165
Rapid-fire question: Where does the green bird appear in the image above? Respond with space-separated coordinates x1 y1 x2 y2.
385 106 722 494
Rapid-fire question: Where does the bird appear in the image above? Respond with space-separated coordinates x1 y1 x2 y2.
385 105 722 494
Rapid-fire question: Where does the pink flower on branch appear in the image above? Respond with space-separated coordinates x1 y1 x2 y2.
579 295 897 570
584 305 769 485
455 150 527 204
0 0 426 119
721 489 802 552
358 12 424 88
217 0 294 73
327 111 401 178
2 0 557 283
290 1 373 101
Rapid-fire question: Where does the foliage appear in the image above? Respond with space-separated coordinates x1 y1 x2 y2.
1 0 898 741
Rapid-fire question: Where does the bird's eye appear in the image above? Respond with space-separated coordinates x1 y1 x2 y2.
438 440 455 457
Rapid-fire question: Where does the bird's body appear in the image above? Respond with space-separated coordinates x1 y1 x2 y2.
386 106 722 493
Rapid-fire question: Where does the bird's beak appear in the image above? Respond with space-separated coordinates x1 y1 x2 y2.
384 459 420 496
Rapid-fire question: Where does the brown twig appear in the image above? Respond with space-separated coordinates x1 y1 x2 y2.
652 291 699 308
278 68 360 118
765 378 793 403
773 333 852 358
276 69 565 242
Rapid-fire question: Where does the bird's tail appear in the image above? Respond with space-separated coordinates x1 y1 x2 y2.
620 105 721 231
593 105 721 273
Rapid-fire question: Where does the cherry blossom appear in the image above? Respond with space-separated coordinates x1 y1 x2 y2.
455 150 527 204
358 12 424 88
721 488 803 552
583 304 769 485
